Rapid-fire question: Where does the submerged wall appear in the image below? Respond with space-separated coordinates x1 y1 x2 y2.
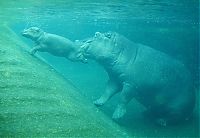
0 24 129 137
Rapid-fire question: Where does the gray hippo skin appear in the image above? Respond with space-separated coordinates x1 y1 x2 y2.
81 32 195 125
22 27 87 63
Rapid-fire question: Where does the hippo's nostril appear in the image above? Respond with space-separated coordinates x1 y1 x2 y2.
94 32 101 38
105 32 112 39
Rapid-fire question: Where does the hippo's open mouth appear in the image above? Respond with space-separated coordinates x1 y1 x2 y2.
81 37 94 48
85 39 93 44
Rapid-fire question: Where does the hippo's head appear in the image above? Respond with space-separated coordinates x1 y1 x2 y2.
22 27 44 41
81 32 117 59
88 31 116 45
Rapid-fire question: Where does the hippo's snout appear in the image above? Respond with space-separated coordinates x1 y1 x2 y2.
21 32 26 36
21 29 28 36
94 32 102 38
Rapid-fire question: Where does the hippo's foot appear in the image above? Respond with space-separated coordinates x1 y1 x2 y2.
93 98 106 107
30 50 36 56
156 118 167 127
82 58 88 63
112 104 126 120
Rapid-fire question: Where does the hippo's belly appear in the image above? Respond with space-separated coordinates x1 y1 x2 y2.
44 35 74 57
46 47 67 57
126 45 185 85
120 45 191 107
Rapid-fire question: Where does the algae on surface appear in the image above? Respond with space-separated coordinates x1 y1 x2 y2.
0 24 129 137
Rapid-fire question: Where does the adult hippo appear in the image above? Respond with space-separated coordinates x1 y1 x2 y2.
81 32 195 126
22 27 87 63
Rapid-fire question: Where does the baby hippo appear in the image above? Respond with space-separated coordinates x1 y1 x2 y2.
22 27 87 63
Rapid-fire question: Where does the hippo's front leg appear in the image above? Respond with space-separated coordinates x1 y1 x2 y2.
112 82 135 120
30 45 44 55
94 79 122 106
30 45 41 55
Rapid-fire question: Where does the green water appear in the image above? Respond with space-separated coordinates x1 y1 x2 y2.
0 0 199 137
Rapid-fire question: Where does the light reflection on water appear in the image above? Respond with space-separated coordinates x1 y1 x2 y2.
0 0 198 25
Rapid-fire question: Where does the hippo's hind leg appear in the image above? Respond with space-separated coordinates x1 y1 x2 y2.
155 108 184 126
155 90 195 126
94 79 122 106
112 82 135 120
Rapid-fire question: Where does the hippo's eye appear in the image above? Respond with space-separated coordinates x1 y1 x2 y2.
35 29 40 32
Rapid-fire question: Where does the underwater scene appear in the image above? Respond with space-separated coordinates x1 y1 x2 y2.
0 0 199 137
